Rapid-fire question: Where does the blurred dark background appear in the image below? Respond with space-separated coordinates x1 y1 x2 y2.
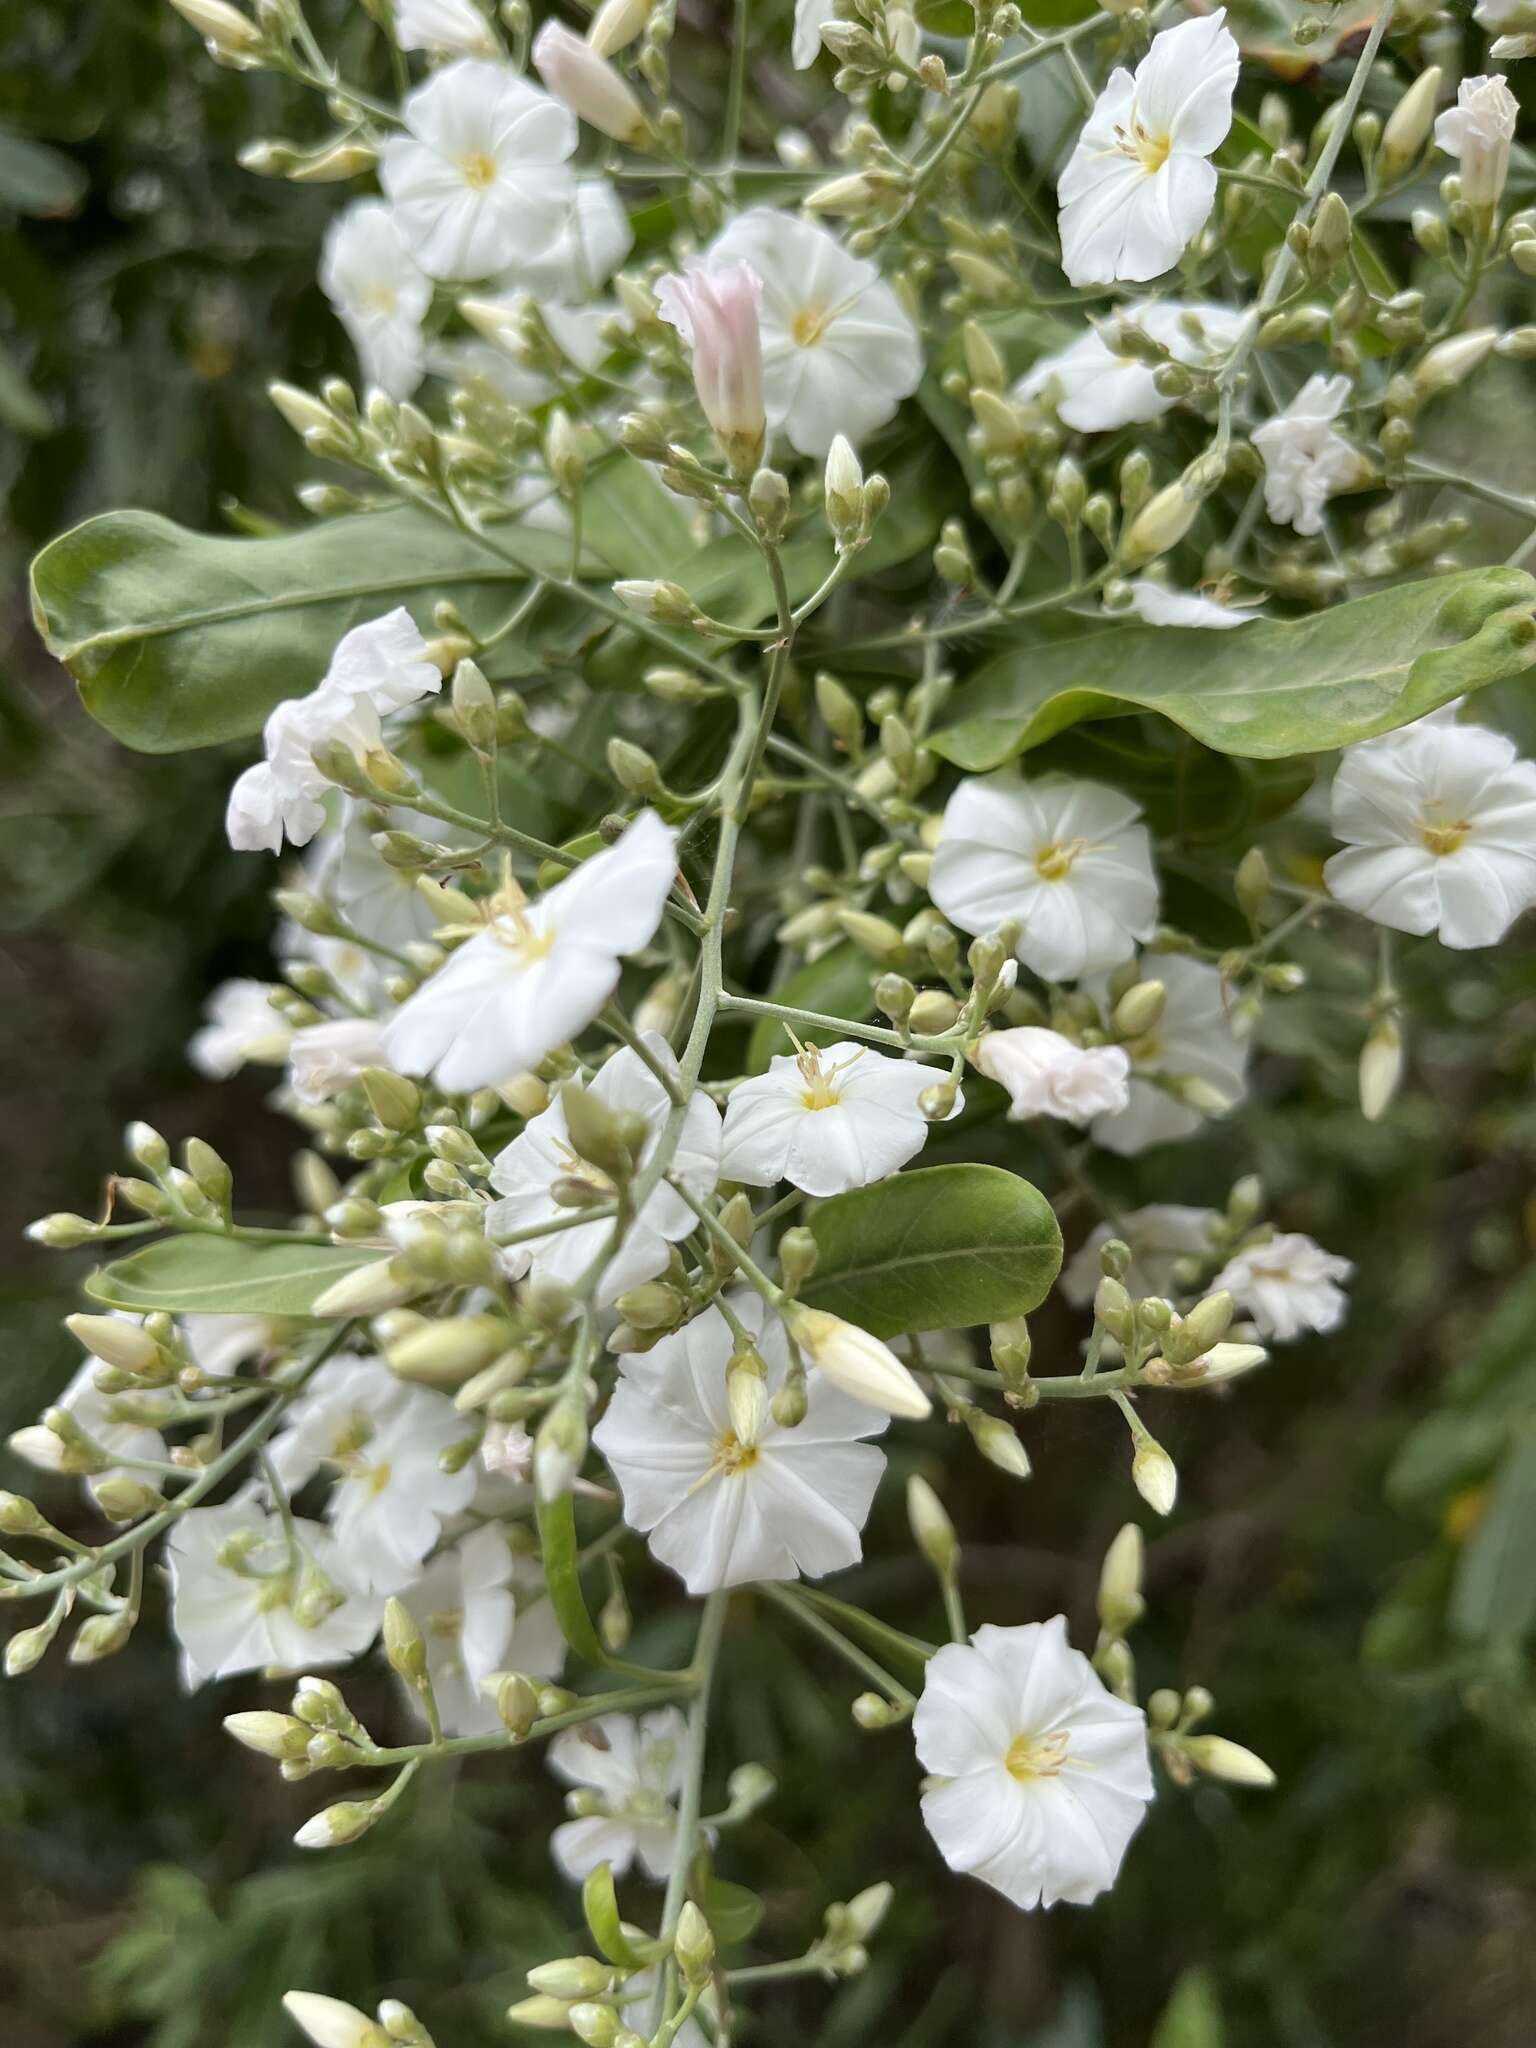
4 5 1536 2046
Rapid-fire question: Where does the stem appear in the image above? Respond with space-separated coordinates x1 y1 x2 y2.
647 1590 730 2033
758 1581 917 1708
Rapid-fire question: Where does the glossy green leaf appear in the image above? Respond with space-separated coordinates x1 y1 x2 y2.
83 1236 386 1315
1449 1438 1536 1646
800 1164 1062 1338
930 568 1536 767
31 505 575 753
745 946 876 1074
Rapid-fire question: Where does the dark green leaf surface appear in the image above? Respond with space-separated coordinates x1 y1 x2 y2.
930 568 1536 767
800 1163 1062 1337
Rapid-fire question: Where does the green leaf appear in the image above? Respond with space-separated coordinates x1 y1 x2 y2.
83 1236 386 1316
929 568 1536 767
800 1164 1062 1338
745 946 875 1073
1448 1438 1536 1646
534 1491 609 1667
0 125 87 215
1151 1969 1224 2048
582 1865 644 1968
697 1875 764 1946
31 505 578 753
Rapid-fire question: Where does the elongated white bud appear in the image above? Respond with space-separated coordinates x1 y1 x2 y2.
784 1307 931 1419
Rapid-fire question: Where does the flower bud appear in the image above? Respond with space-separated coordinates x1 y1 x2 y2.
65 1313 161 1375
587 0 650 57
225 1711 313 1761
1096 1523 1145 1636
1359 1012 1405 1122
166 0 262 57
825 434 865 544
966 1412 1031 1479
1163 1290 1234 1366
1183 1734 1277 1787
282 1993 390 2048
293 1801 378 1850
654 257 766 473
1414 326 1499 397
1128 1422 1177 1516
525 1958 613 2001
1381 65 1442 179
535 1395 589 1501
1111 979 1165 1039
533 22 649 143
674 1901 715 1985
1120 479 1199 568
451 658 498 751
312 1258 418 1318
614 579 704 628
906 1473 958 1577
784 1307 931 1419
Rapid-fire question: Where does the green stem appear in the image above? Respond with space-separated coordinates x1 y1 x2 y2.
647 1590 730 2034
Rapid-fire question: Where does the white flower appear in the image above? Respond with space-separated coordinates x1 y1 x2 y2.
167 1496 380 1684
1015 301 1244 433
1252 374 1358 537
719 1040 951 1197
320 201 431 400
487 1033 721 1307
1120 580 1258 630
1211 1231 1352 1341
1057 12 1239 287
656 255 766 469
187 978 292 1077
546 1707 689 1882
592 1298 888 1595
226 610 440 856
930 772 1159 982
497 177 633 298
1062 1204 1219 1307
394 1525 515 1736
1324 718 1536 948
380 60 577 283
792 0 838 67
267 1355 475 1594
181 1313 277 1375
704 209 923 456
973 1028 1130 1125
393 0 498 58
532 21 648 146
383 811 678 1093
1087 956 1249 1156
287 1018 390 1104
914 1618 1153 1910
1435 73 1517 210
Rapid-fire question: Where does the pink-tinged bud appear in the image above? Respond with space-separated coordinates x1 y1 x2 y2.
532 22 649 146
654 258 767 473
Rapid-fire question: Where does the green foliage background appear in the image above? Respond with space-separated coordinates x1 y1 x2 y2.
4 6 1536 2048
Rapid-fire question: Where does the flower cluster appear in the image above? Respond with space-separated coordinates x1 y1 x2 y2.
15 1 1536 2041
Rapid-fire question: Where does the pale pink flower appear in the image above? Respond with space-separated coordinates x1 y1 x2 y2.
656 257 767 469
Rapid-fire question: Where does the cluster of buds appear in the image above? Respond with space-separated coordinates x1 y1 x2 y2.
1148 1685 1276 1791
283 1990 437 2048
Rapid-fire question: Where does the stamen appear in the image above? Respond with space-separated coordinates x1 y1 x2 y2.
1005 1728 1074 1781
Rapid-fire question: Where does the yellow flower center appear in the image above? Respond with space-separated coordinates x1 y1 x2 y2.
1115 116 1171 175
711 1429 760 1476
1419 813 1471 856
460 151 498 190
1035 838 1089 882
427 1606 464 1641
1005 1728 1073 1781
791 304 832 348
489 877 559 965
361 284 398 317
795 1042 863 1110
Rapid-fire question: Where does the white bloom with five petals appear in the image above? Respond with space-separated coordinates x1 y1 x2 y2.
383 811 678 1092
546 1707 689 1883
931 772 1159 983
704 209 922 456
380 60 577 282
914 1617 1154 1910
1211 1231 1352 1342
487 1033 721 1307
720 1039 952 1197
267 1354 475 1594
1057 12 1240 287
1323 719 1536 948
592 1298 888 1595
1016 301 1244 434
974 1028 1130 1125
166 1496 381 1685
320 201 432 400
